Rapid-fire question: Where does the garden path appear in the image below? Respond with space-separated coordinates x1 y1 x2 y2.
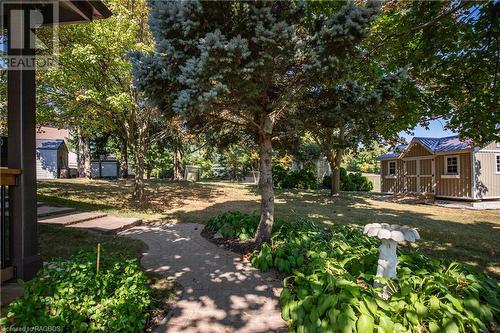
121 223 286 333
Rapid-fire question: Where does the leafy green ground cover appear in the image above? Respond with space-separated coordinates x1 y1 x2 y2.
1 252 152 332
204 211 500 333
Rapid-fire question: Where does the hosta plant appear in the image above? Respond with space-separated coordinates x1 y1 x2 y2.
205 211 260 241
0 251 152 332
208 211 500 332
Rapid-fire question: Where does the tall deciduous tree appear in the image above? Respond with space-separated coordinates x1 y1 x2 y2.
370 1 499 144
37 0 158 198
304 75 407 195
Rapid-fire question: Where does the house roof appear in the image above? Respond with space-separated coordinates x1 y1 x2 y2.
36 127 70 141
380 144 407 160
414 136 473 153
379 136 474 160
36 139 65 150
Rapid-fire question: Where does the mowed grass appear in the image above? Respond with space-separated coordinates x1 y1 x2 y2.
38 224 146 260
38 179 500 278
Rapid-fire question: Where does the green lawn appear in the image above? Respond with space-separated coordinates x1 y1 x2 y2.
38 224 146 260
38 179 500 278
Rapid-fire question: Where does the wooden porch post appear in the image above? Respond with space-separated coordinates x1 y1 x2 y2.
7 6 43 280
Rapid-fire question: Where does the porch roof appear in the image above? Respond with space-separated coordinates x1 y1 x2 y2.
379 144 407 160
1 1 112 27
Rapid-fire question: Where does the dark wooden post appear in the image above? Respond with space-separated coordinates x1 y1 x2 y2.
7 6 43 280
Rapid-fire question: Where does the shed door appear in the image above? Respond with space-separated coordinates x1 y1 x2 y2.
405 160 417 192
418 159 434 193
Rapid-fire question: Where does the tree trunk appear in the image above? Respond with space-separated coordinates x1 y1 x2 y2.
254 131 274 244
327 153 336 196
77 131 91 179
119 135 128 179
77 129 84 177
172 146 183 180
131 119 148 201
331 148 343 196
82 137 91 178
133 148 145 200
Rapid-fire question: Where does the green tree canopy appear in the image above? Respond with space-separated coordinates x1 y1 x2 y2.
370 1 499 144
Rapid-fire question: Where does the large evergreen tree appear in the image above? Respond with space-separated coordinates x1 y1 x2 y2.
134 0 386 242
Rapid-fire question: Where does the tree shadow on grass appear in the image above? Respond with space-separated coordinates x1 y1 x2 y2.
170 193 500 280
37 179 227 218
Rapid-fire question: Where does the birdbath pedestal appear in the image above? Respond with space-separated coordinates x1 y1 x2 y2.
363 223 420 299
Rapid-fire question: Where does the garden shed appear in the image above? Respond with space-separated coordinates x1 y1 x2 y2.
91 159 119 178
380 136 500 200
36 139 68 179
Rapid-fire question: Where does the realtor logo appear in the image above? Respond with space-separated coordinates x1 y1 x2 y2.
0 0 59 70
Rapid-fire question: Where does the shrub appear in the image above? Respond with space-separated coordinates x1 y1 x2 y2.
1 252 152 332
274 165 318 190
349 172 374 191
322 168 373 191
273 164 289 188
205 211 260 241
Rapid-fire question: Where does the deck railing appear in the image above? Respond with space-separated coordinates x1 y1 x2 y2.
0 168 21 273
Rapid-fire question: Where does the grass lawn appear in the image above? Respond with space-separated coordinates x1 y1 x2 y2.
38 178 500 278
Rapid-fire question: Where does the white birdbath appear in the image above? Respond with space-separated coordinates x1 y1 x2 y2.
363 223 420 299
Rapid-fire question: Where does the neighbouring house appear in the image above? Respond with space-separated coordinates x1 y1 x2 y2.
1 136 69 179
36 126 78 172
380 136 500 200
36 139 69 179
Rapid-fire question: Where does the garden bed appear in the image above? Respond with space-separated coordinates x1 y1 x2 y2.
1 226 176 332
201 227 256 255
203 211 500 333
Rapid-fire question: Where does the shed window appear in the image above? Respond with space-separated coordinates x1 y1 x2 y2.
388 161 396 175
496 155 500 174
445 156 459 175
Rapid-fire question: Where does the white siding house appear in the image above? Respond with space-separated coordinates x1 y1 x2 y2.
36 139 68 179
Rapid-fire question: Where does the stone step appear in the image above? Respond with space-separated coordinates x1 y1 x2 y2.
0 281 23 309
38 211 108 226
37 205 76 218
67 216 142 234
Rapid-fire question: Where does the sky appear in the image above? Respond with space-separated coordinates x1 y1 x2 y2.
399 118 456 142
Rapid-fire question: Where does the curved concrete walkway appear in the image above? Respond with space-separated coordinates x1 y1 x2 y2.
121 223 286 333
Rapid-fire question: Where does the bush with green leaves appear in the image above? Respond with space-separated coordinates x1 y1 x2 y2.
1 252 152 332
206 211 499 332
273 164 289 188
323 168 373 192
273 165 318 190
254 222 499 333
205 211 261 240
